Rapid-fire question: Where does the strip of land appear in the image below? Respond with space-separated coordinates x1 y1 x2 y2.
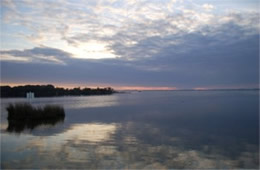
0 84 115 98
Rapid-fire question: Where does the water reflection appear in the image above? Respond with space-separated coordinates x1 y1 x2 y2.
1 91 259 169
5 121 257 169
5 103 65 133
62 123 118 143
6 117 65 133
63 95 119 109
0 95 119 111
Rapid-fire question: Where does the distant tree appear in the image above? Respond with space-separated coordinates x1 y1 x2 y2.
0 84 115 98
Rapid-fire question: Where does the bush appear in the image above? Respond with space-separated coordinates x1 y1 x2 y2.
7 103 65 120
6 103 65 133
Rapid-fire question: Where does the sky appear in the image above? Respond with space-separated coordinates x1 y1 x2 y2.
0 0 259 90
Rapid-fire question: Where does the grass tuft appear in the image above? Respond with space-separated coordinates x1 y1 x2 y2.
7 103 65 120
6 103 65 133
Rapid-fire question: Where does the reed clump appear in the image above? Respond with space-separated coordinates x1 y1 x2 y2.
7 103 65 120
6 103 65 133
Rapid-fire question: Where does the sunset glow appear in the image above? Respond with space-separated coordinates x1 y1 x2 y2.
114 86 178 91
0 82 177 91
64 41 118 59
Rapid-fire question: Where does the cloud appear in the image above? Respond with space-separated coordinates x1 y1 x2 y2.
0 47 72 64
2 0 258 59
0 0 259 88
202 4 214 11
1 31 258 88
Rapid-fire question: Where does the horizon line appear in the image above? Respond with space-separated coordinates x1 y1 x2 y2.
0 83 259 91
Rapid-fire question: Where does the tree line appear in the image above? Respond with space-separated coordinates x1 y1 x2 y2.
0 84 115 98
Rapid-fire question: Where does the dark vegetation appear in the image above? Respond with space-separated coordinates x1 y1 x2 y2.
0 84 115 98
6 103 65 133
7 103 65 120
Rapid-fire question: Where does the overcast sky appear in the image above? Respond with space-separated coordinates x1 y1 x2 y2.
0 0 259 89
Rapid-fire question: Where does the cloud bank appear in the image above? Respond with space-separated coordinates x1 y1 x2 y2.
0 0 259 89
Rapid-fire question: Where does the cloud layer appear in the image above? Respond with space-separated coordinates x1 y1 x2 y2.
1 0 259 88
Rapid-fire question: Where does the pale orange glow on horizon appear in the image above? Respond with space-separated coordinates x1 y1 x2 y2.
114 86 177 91
1 82 258 91
193 87 209 90
0 81 178 91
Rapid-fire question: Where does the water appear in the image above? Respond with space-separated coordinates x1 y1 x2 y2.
1 90 259 169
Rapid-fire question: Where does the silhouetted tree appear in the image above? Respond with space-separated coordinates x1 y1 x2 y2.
0 85 115 98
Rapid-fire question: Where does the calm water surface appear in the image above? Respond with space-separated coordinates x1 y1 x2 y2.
1 91 259 169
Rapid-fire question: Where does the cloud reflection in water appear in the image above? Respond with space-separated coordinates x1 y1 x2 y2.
1 91 259 169
61 123 118 143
